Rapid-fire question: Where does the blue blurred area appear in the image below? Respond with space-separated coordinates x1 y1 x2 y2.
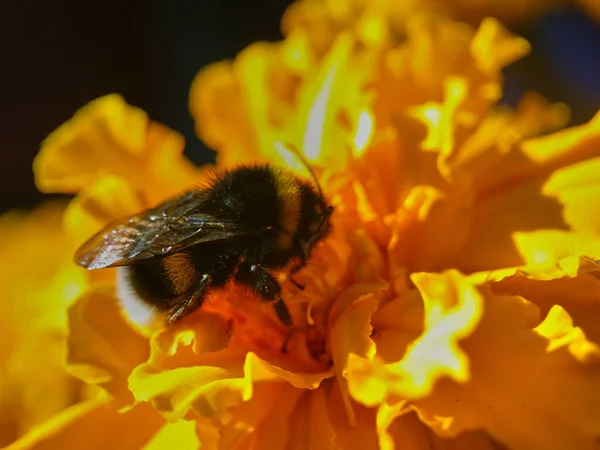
503 5 600 125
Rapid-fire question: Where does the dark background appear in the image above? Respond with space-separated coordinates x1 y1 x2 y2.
1 1 599 213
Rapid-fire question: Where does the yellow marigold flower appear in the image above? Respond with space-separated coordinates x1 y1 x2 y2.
0 203 88 447
281 0 569 55
11 7 600 450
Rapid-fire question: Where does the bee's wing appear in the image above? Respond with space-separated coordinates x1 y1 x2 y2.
75 191 264 269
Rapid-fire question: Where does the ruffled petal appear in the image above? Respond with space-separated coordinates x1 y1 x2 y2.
348 270 600 448
448 169 567 271
410 284 600 449
381 409 498 450
34 95 196 202
66 289 150 406
346 271 483 406
543 156 600 238
328 284 384 424
129 320 330 421
489 257 600 346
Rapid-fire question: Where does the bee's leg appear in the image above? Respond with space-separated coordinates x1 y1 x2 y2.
289 245 311 290
234 262 292 328
166 273 212 322
289 261 307 290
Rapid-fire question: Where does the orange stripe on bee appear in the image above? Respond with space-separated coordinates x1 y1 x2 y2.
273 170 301 250
160 252 197 294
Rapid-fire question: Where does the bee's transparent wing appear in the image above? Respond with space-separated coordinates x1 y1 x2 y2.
75 191 264 269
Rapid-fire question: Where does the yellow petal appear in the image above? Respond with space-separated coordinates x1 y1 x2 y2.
130 337 330 422
296 32 369 168
513 230 600 265
521 110 600 167
374 15 527 122
63 175 144 248
470 18 530 74
370 290 424 364
388 183 476 273
328 285 383 424
142 420 200 450
410 284 600 449
0 203 88 445
449 171 566 272
399 271 483 391
34 95 195 202
6 399 164 450
490 257 600 346
347 271 483 406
66 288 150 406
543 156 600 238
189 60 260 164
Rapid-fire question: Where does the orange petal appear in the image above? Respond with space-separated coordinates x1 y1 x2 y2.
410 284 600 449
327 381 380 450
381 408 497 450
286 388 336 450
189 59 260 166
449 170 566 272
490 257 600 346
328 285 384 424
34 95 195 202
543 156 600 238
389 182 476 272
66 288 150 406
225 384 304 449
472 110 600 203
6 399 163 450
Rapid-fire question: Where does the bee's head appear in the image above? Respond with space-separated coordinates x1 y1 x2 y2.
296 182 333 257
276 142 333 256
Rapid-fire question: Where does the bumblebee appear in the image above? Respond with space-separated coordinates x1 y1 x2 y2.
75 163 333 328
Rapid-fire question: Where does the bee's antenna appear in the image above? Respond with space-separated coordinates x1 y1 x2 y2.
276 142 327 207
276 142 333 247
